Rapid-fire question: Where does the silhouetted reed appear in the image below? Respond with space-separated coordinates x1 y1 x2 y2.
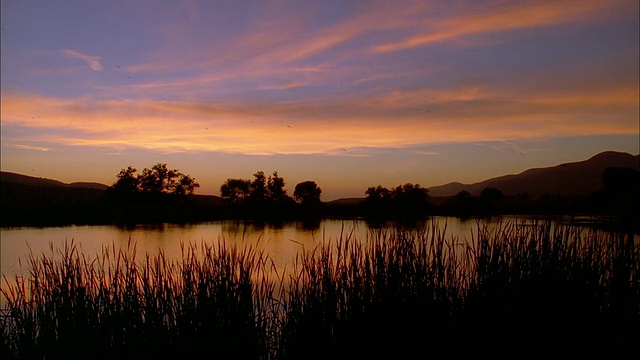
0 239 272 359
1 220 638 359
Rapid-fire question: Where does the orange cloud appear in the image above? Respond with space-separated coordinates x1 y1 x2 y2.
2 85 636 156
373 0 635 52
13 144 51 152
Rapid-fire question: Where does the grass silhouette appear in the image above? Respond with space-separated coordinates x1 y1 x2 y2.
1 220 638 358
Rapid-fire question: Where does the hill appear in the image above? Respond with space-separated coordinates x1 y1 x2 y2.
1 150 638 226
0 171 226 226
1 171 225 204
1 171 110 190
3 151 639 201
427 151 639 198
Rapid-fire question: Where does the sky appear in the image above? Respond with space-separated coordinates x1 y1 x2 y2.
1 0 638 201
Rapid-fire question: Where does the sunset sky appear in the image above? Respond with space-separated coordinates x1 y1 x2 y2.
1 0 638 201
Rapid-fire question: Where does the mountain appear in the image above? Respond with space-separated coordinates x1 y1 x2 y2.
1 171 110 190
1 171 228 226
1 171 69 187
0 171 225 205
68 182 111 190
2 150 638 202
324 198 364 206
428 151 639 198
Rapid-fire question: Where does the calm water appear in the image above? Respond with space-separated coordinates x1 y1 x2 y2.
4 214 621 291
1 217 488 283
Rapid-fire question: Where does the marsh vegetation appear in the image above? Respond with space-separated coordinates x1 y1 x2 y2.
1 220 638 358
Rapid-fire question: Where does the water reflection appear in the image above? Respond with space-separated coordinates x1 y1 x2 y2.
2 215 624 285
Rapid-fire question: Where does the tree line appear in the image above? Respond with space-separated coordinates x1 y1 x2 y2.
109 163 200 195
217 171 323 221
109 164 323 205
4 163 636 228
106 163 639 228
219 171 321 207
108 164 326 222
108 163 434 222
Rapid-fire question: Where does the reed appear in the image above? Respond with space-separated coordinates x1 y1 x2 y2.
1 219 638 359
1 239 271 359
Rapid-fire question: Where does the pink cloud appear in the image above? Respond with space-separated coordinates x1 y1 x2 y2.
60 49 103 71
373 0 635 52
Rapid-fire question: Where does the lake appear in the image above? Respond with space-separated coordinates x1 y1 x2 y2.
2 215 638 357
0 217 490 281
0 215 621 289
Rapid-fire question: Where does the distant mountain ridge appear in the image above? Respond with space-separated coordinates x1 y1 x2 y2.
2 151 639 202
427 151 639 198
0 171 226 206
0 171 110 190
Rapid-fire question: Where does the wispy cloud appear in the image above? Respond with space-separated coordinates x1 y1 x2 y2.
373 0 634 52
13 144 51 152
473 141 528 155
60 49 103 71
411 150 439 156
258 82 306 91
2 88 636 156
115 2 420 94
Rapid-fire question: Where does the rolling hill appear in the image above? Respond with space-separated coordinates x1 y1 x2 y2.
0 171 110 190
2 150 638 204
324 151 639 205
0 171 225 208
427 151 639 198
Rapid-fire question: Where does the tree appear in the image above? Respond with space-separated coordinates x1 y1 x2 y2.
294 181 322 205
363 185 392 219
139 163 175 193
454 190 472 201
480 187 504 204
365 185 391 203
391 183 430 217
250 171 269 203
111 166 139 193
451 190 473 217
173 173 200 195
109 163 199 196
268 171 288 202
220 178 251 204
362 183 430 221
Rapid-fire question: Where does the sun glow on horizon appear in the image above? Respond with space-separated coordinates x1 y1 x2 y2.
1 0 637 199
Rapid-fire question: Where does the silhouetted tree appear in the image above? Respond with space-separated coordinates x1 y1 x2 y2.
480 187 504 203
250 171 269 204
391 183 430 219
362 183 430 222
451 190 474 218
219 171 296 221
139 163 174 193
173 173 199 195
294 181 322 205
111 166 139 193
479 187 504 215
293 180 323 220
365 186 392 203
109 163 199 196
268 171 289 203
454 190 472 202
220 178 251 205
363 185 392 220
